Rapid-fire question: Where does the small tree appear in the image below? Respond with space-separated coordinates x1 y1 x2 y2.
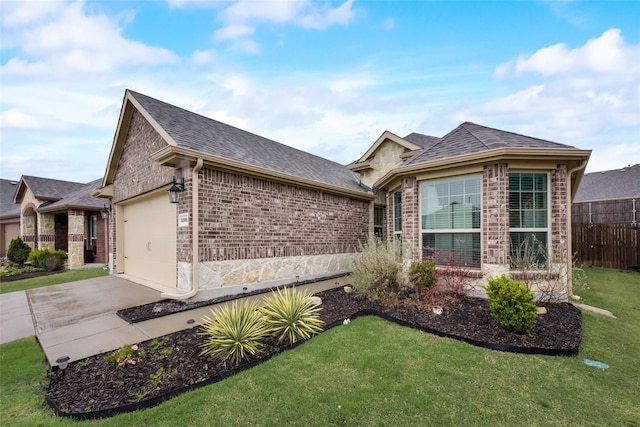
7 237 31 266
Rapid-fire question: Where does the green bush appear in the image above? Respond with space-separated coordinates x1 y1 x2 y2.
408 258 437 293
485 274 538 333
199 300 270 367
7 237 31 266
260 287 324 345
28 249 67 271
351 234 402 302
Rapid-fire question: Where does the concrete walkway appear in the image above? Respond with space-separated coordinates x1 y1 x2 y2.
1 274 348 367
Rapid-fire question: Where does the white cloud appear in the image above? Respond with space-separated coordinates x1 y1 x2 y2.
0 108 41 129
0 0 66 28
1 1 179 78
497 29 640 80
214 24 255 41
192 49 216 64
208 0 355 49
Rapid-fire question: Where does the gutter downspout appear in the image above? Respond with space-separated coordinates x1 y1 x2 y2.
162 158 204 300
566 159 588 301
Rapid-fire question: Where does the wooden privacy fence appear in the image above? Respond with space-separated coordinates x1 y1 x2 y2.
572 198 639 271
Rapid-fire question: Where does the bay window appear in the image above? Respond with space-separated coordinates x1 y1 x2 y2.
420 175 481 267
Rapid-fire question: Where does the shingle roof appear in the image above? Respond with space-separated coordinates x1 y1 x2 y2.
574 164 640 202
0 179 20 217
39 179 104 212
406 122 575 165
19 176 87 201
128 90 368 194
403 132 440 150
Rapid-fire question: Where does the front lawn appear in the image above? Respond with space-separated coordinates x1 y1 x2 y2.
0 267 638 426
0 268 108 294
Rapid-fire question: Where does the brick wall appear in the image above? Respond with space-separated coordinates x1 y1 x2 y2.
551 165 568 262
483 163 509 265
401 176 419 257
196 168 370 262
112 110 174 204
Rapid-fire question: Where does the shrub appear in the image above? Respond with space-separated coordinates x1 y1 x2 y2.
260 287 324 344
351 234 402 302
199 300 270 367
28 249 67 271
408 258 437 294
485 274 538 333
7 237 31 266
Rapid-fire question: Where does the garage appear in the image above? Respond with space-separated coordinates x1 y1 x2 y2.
119 189 176 290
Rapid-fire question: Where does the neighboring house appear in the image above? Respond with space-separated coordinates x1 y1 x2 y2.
12 176 107 267
0 179 21 257
95 90 591 300
572 164 639 270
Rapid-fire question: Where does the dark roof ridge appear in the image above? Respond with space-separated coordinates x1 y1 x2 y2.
460 122 492 150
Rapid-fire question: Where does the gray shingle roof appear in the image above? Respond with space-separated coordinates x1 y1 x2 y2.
128 90 368 194
406 122 575 165
40 179 104 211
574 164 640 202
0 179 20 217
20 176 88 201
403 132 440 149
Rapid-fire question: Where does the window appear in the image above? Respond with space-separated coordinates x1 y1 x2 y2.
420 175 481 267
373 206 385 238
85 215 98 254
509 173 548 267
393 190 402 239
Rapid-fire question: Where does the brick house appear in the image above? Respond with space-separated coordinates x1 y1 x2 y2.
94 90 372 299
11 176 107 267
96 90 590 300
350 123 591 296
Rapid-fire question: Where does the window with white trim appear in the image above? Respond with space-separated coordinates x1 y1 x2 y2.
509 172 549 267
420 175 481 267
393 190 402 239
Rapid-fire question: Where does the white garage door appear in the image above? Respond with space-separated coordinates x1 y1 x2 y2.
122 190 176 289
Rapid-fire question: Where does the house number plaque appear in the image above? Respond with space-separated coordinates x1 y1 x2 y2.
178 213 189 227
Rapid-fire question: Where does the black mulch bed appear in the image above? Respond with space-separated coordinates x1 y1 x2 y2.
46 287 581 420
117 273 349 323
0 269 64 282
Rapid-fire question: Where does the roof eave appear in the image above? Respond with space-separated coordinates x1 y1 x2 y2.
38 203 103 214
375 147 592 189
152 146 374 201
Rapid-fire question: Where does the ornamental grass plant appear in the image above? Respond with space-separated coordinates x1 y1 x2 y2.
199 300 270 366
351 233 402 302
260 287 324 345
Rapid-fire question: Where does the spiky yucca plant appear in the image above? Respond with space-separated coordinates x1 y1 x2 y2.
199 300 270 366
260 287 324 344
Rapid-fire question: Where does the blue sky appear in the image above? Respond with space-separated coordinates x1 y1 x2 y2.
1 0 639 183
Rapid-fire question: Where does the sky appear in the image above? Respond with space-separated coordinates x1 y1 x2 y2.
1 0 639 184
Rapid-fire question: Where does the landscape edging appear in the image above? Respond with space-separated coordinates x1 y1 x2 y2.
47 304 581 420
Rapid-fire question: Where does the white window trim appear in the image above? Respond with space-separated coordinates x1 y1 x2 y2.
392 188 402 239
419 174 482 267
508 171 552 265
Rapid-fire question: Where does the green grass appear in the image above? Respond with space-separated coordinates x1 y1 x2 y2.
1 268 638 426
0 268 108 294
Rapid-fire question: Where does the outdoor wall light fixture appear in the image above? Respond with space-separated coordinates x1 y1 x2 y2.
56 355 70 370
100 204 111 220
168 177 185 204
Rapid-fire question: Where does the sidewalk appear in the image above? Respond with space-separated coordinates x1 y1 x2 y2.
4 274 347 367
